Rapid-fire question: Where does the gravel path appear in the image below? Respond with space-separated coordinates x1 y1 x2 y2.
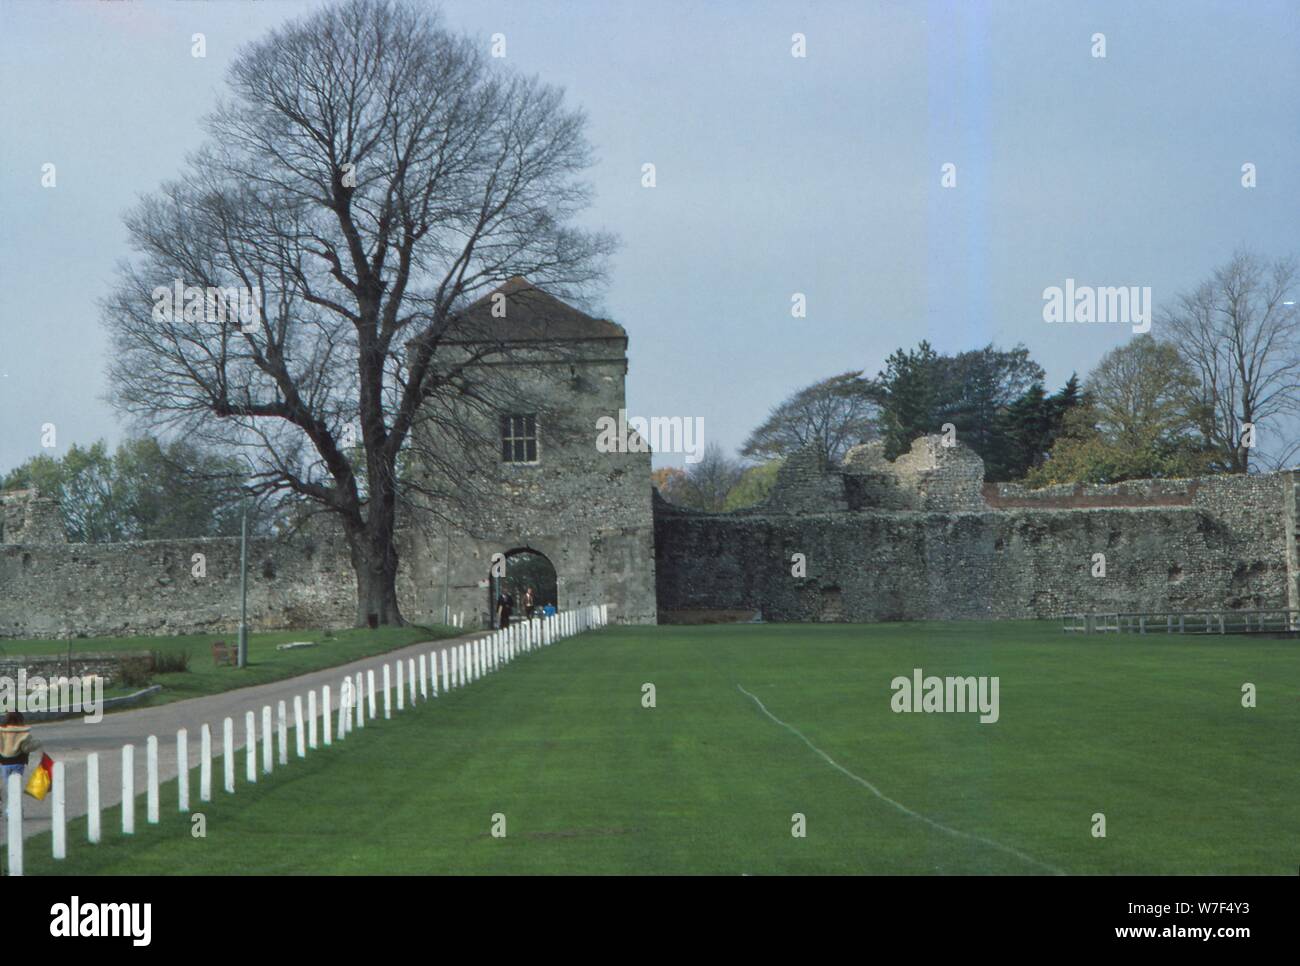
11 629 498 847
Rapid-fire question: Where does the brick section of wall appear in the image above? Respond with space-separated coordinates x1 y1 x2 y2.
984 480 1199 508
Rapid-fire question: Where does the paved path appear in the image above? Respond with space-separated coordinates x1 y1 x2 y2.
12 629 498 846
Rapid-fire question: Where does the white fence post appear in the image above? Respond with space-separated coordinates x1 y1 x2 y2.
200 725 212 802
262 706 273 774
277 700 288 765
223 718 235 793
6 773 22 876
419 654 428 700
384 665 393 718
323 685 333 746
245 712 257 784
177 729 189 812
87 753 101 843
308 689 318 749
367 670 377 720
336 680 350 741
294 695 307 758
146 735 159 824
355 672 364 728
123 744 136 833
52 761 66 860
409 658 417 703
439 651 447 694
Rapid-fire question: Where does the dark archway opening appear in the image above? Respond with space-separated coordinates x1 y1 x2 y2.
489 547 558 627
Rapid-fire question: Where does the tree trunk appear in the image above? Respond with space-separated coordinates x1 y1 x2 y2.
347 506 405 628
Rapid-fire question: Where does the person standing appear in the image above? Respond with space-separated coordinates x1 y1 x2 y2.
0 711 42 791
496 588 513 629
524 586 536 619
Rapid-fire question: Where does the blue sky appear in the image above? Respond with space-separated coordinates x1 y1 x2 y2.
1 0 1297 472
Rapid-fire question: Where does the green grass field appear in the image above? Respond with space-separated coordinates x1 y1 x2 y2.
2 626 456 708
24 621 1300 875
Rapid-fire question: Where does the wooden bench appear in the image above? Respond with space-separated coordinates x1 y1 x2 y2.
212 640 235 667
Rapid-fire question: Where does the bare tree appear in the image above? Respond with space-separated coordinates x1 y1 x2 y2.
741 371 878 463
1160 251 1300 472
678 443 745 512
102 0 615 625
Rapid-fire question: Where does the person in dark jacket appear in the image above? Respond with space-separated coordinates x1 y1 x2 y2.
496 590 513 629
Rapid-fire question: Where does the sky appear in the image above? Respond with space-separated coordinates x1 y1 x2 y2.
1 0 1298 473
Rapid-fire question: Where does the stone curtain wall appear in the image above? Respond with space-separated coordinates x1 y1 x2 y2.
654 437 1296 622
0 527 361 639
0 653 151 687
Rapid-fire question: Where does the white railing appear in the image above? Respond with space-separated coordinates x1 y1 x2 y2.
3 603 610 876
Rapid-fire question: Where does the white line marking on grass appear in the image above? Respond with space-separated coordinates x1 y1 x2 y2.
736 684 1065 876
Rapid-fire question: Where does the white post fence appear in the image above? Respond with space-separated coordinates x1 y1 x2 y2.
177 729 189 812
87 753 101 843
295 695 307 758
146 735 159 824
6 773 22 876
223 717 235 793
123 744 136 833
262 705 274 774
12 602 610 870
308 690 319 749
323 685 333 746
277 701 288 766
52 761 66 860
200 724 212 802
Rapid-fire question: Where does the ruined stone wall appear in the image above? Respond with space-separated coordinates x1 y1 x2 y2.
0 653 151 687
654 437 1295 622
0 525 362 639
0 489 67 545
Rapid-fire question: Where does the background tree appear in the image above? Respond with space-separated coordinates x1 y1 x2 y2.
1028 339 1216 485
938 344 1045 471
741 371 878 463
1 436 257 542
872 340 1070 478
1160 250 1300 471
873 341 942 459
653 444 744 512
723 459 783 510
101 0 614 625
990 374 1082 480
651 466 689 504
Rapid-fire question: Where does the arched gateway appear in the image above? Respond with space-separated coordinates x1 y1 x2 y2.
488 548 559 627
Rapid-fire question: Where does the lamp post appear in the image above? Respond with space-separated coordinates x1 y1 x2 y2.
237 503 249 668
443 527 451 625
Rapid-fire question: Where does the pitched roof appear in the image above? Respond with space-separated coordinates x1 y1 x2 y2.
445 277 625 343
